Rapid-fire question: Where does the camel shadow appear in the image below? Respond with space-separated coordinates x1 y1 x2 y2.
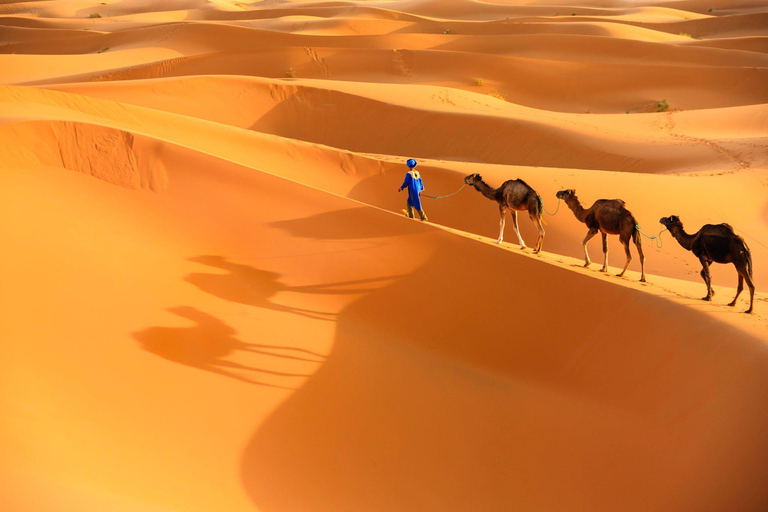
133 306 324 388
270 207 422 241
185 255 399 321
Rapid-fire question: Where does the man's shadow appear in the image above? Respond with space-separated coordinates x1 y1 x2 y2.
184 255 399 320
132 306 325 388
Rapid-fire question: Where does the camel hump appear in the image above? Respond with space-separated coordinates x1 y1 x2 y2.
595 199 625 209
515 178 534 190
719 222 734 231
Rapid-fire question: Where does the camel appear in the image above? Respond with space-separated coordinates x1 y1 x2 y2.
464 173 545 253
555 189 646 282
660 216 754 313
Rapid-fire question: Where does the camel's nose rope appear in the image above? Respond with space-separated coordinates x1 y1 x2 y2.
422 183 467 200
538 197 561 216
636 225 668 249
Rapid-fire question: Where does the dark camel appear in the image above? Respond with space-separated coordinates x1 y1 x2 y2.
464 173 545 253
556 189 646 282
660 216 754 313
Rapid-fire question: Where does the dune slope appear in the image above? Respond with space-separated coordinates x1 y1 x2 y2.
1 1 768 511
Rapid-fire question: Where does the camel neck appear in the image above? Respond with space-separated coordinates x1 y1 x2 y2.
669 225 695 251
472 180 497 201
565 196 588 222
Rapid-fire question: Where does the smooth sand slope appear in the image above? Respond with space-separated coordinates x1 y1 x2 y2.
1 1 768 511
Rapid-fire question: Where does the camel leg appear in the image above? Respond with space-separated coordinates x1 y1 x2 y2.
731 252 755 314
511 210 526 250
496 205 507 244
699 258 714 301
729 273 744 307
582 227 598 267
536 218 545 254
743 268 755 314
600 232 608 272
617 238 632 277
635 235 646 282
529 214 544 254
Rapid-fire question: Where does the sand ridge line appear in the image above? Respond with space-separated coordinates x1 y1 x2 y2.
2 115 763 332
31 76 768 176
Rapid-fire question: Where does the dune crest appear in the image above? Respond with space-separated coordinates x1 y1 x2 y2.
0 120 167 190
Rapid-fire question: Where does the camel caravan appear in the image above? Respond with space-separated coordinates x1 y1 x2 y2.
458 173 755 314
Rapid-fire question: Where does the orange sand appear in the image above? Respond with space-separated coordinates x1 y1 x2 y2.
1 1 767 511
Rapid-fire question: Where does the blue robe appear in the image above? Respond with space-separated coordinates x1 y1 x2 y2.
401 171 424 210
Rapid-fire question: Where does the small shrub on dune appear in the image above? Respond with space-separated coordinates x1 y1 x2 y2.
489 90 506 101
444 28 452 34
89 13 101 18
97 47 109 53
657 99 669 112
475 78 484 86
285 67 296 78
679 32 694 38
708 7 713 13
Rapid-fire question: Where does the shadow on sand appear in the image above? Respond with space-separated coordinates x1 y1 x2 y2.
185 255 399 320
269 207 425 241
133 254 402 387
133 306 324 389
239 238 768 511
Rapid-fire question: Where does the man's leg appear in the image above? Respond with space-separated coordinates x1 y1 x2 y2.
418 209 428 221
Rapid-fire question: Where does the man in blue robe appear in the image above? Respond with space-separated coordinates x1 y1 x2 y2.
398 159 428 221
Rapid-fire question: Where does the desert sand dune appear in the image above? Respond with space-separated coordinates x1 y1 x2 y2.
8 28 765 113
2 0 768 511
692 34 768 52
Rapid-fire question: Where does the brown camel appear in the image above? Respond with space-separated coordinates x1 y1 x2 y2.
464 173 545 253
556 189 646 282
660 215 754 313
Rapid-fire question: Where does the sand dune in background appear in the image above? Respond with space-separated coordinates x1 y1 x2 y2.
1 1 767 511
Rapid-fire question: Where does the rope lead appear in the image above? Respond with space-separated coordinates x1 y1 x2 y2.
422 183 467 200
636 225 667 249
538 197 561 216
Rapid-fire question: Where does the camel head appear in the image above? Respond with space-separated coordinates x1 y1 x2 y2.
556 189 575 200
464 173 482 186
659 215 682 229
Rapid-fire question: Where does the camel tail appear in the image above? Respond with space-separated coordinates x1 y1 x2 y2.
745 240 753 279
535 195 547 226
631 216 641 245
536 194 547 226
